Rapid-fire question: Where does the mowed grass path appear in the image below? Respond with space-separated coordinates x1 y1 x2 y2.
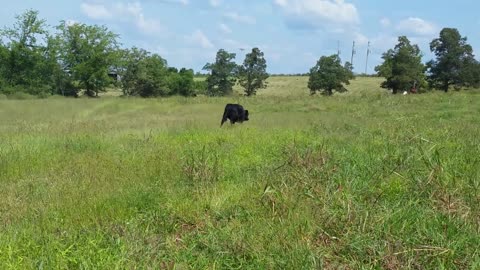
0 77 479 269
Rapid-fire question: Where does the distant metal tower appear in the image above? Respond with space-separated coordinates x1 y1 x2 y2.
365 41 371 74
350 41 356 66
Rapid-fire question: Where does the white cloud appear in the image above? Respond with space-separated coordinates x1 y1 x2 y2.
186 30 214 49
274 0 360 26
115 2 142 17
210 0 222 7
396 17 437 36
274 0 288 7
135 14 163 35
80 3 112 20
380 17 391 28
219 23 232 34
223 12 256 25
145 0 189 5
80 2 163 35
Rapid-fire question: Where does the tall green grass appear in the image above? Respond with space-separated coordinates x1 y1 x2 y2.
0 77 479 269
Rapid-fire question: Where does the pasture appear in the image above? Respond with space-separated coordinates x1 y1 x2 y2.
0 76 479 269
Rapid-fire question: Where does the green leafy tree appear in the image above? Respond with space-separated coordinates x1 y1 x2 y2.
308 54 353 96
193 79 207 95
237 47 269 96
427 28 475 92
168 68 196 96
344 61 354 76
138 54 171 97
375 36 426 94
375 50 393 81
119 48 148 96
41 30 74 96
0 9 54 95
0 43 8 90
203 49 237 96
119 47 170 97
55 21 119 97
459 57 480 88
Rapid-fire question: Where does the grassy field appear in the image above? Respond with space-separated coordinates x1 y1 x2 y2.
0 77 479 269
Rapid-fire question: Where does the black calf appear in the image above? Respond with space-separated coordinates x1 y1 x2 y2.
221 104 249 127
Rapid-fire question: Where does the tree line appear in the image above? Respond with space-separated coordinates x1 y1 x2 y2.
306 29 480 96
375 30 480 94
0 10 268 98
0 10 478 98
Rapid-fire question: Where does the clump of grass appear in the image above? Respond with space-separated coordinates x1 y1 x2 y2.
182 144 222 185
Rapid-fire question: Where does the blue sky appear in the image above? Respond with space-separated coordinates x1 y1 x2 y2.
1 0 479 74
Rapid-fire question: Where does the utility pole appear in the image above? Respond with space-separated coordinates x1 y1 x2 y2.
365 41 371 74
350 41 356 66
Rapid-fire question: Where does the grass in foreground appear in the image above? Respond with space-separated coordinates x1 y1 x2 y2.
0 78 479 269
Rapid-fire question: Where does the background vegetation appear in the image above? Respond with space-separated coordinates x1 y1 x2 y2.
1 10 480 99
